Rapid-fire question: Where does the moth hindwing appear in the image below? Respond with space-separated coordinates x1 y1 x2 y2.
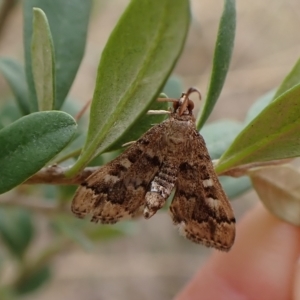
71 87 236 251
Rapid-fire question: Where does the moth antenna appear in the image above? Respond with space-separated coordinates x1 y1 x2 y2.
147 109 171 115
122 141 136 147
157 98 178 103
185 87 202 101
157 88 201 115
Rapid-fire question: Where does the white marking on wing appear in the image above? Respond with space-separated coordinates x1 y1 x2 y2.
202 178 213 187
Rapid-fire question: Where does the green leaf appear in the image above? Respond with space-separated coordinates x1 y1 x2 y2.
250 165 300 226
196 0 236 129
67 0 190 176
0 58 30 115
105 95 168 152
215 83 300 174
0 111 77 194
23 0 92 111
244 90 275 125
50 133 84 164
15 265 51 295
31 8 55 111
201 119 243 160
0 209 34 259
274 57 300 99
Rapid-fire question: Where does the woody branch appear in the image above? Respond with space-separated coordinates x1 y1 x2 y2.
24 165 100 185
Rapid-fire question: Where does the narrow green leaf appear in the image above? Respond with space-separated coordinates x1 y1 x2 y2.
67 0 190 176
0 209 34 259
196 0 236 129
105 96 168 152
216 83 300 174
31 8 55 111
274 57 300 99
15 265 51 295
51 133 85 164
0 58 30 115
244 90 275 125
0 111 77 194
23 0 92 111
250 165 300 226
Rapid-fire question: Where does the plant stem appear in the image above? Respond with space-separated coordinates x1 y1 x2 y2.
24 165 99 185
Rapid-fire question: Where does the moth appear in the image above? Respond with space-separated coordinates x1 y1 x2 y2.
72 87 236 251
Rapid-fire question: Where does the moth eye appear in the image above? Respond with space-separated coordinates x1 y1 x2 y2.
173 102 179 111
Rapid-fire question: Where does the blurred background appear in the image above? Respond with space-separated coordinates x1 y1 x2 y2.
0 0 300 299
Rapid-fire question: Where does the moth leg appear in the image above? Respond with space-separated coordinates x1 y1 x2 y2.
144 162 177 219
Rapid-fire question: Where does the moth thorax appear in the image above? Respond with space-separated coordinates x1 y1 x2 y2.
173 96 194 116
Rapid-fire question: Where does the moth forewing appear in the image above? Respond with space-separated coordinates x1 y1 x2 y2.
168 129 235 251
71 87 236 251
71 123 168 223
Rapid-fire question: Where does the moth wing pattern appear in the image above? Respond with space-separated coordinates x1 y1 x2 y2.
71 123 168 224
169 129 236 251
71 87 237 250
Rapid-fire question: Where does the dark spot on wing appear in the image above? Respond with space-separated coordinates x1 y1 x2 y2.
145 154 161 167
179 162 193 172
199 164 210 180
127 148 143 163
109 164 127 176
204 185 217 199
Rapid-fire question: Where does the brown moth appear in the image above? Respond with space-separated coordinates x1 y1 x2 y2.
72 88 236 251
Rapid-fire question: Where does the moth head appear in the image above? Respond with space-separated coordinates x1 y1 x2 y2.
173 87 201 116
156 87 201 117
